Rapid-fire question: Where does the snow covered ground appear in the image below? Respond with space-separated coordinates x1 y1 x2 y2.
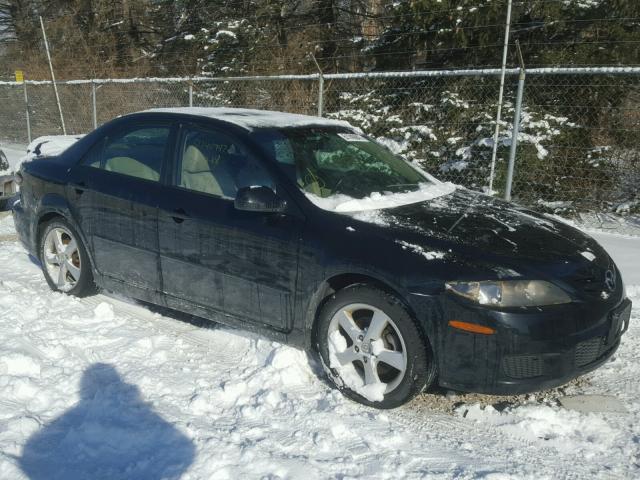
0 212 638 479
0 143 639 478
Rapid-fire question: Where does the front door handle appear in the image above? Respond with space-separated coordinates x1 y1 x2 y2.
170 208 189 224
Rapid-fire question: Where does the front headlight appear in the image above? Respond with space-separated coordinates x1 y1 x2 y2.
445 280 571 307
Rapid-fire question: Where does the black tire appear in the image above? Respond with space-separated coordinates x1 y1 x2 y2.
39 217 96 297
315 284 436 409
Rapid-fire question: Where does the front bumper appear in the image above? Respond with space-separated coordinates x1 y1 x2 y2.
435 295 632 395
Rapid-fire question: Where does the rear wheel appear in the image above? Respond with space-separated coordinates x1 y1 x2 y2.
316 285 436 408
39 218 95 296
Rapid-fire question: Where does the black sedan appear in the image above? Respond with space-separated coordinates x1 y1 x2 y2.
12 108 631 408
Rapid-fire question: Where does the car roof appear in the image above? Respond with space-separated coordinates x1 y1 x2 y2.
142 107 353 131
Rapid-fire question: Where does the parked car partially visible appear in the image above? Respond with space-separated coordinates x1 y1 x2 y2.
1 136 85 211
0 148 17 210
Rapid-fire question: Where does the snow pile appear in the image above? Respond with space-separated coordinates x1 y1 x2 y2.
458 403 620 456
0 213 15 235
305 181 456 212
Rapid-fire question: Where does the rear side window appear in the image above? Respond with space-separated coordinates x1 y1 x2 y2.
176 127 274 199
83 126 170 182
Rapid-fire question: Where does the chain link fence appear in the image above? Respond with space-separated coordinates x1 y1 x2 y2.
0 68 638 234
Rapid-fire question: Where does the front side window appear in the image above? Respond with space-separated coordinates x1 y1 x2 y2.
84 126 170 182
176 127 274 198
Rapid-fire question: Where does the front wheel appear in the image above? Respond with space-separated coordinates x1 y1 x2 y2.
316 285 436 408
39 218 95 297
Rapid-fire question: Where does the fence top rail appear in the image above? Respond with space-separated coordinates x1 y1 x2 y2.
0 74 319 86
326 66 640 79
1 66 639 86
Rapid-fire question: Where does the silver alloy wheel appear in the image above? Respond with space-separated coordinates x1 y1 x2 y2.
328 303 408 394
43 226 81 292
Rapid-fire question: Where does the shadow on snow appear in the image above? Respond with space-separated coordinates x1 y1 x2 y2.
19 363 195 480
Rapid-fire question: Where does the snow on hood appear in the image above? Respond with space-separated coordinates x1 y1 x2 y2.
305 181 456 213
21 135 84 165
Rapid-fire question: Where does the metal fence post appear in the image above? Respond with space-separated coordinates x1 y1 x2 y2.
40 16 66 135
188 80 193 107
317 74 324 117
310 54 324 116
504 67 525 202
488 0 514 194
23 81 32 144
91 81 98 130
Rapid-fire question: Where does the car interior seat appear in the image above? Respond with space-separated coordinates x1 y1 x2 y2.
104 156 160 181
180 145 224 196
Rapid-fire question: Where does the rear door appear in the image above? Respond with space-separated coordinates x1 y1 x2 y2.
158 123 303 331
68 123 174 293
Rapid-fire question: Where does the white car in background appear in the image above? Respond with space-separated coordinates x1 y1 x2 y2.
0 135 84 210
0 148 17 210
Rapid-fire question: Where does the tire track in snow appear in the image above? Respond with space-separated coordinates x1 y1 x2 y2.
81 294 255 369
80 292 483 474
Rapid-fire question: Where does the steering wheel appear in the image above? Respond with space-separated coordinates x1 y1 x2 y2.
332 173 372 197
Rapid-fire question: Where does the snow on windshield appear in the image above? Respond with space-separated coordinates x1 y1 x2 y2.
305 181 456 212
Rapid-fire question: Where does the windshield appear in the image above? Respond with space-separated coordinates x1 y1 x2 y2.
255 128 453 211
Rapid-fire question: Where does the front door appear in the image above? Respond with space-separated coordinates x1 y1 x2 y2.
68 124 173 293
158 124 302 331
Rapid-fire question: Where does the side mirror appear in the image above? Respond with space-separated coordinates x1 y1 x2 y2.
234 186 287 213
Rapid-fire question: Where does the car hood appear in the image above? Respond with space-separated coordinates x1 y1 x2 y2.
346 188 604 265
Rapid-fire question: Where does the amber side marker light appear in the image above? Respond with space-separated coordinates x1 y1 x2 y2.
448 320 496 335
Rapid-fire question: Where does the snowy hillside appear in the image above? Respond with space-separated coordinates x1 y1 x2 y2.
0 213 638 479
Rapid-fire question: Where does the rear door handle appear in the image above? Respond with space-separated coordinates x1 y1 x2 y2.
170 208 189 224
70 182 86 195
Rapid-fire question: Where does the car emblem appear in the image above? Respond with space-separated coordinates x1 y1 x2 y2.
604 269 616 292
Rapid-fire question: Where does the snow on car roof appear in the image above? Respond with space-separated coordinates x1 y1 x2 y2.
143 107 353 131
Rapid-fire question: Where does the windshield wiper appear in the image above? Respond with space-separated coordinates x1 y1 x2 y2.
384 183 421 191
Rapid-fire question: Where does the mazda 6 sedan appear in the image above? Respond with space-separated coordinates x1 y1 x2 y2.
13 107 631 408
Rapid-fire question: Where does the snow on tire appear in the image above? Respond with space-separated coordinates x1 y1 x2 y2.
316 284 436 409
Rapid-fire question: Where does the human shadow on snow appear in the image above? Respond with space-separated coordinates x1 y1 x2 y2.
19 363 195 480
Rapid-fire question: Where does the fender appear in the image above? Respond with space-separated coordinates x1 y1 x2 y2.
301 264 422 350
34 193 98 275
37 193 73 220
